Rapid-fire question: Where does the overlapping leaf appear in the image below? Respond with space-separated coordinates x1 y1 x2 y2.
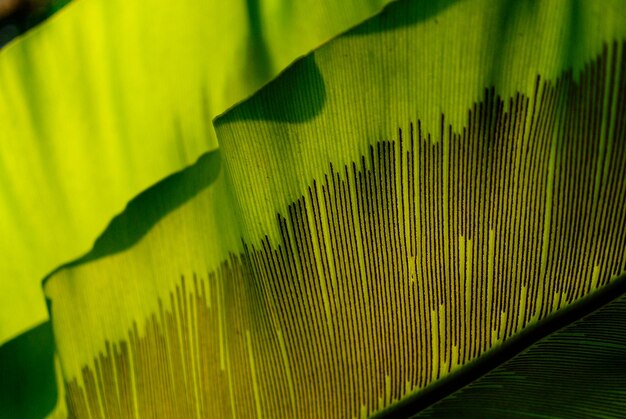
43 0 626 417
0 0 398 346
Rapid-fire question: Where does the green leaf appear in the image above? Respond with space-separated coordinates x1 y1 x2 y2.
414 286 626 417
43 0 626 416
376 273 626 417
0 322 57 419
0 0 397 345
0 0 73 46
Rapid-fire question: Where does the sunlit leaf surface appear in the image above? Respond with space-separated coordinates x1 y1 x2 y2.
44 0 626 416
0 0 396 345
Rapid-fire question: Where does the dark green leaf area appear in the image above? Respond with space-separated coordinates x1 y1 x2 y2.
0 322 57 419
416 294 626 418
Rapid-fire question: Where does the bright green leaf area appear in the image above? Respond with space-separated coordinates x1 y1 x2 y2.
45 0 626 417
0 0 398 344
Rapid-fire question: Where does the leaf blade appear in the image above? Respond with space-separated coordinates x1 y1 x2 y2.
0 0 398 344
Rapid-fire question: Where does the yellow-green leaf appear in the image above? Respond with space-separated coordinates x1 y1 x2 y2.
0 0 397 345
44 0 626 416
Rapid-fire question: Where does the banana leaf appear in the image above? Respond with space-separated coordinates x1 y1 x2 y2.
0 0 72 48
42 0 626 416
0 322 56 418
0 0 397 346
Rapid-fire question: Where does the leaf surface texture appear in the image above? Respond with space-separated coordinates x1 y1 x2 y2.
43 0 626 416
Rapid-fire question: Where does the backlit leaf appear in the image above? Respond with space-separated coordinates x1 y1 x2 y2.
44 0 626 416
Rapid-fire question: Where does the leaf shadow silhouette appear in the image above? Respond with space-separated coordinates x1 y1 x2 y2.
0 321 56 419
